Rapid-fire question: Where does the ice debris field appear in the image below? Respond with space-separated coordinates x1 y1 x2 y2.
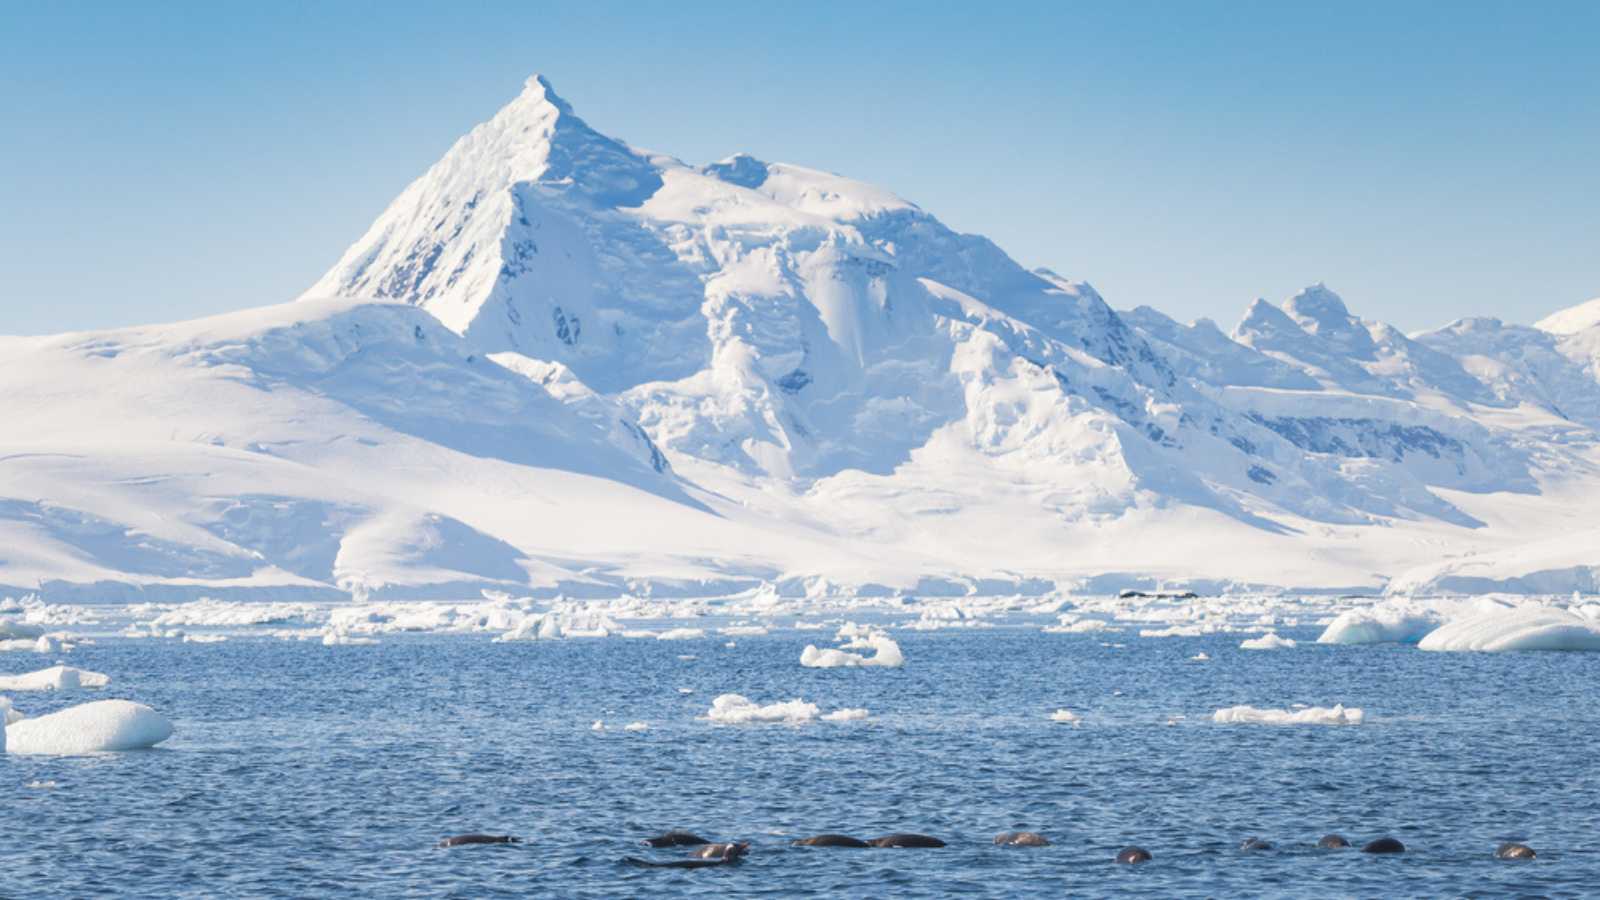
5 585 1599 896
5 586 1600 758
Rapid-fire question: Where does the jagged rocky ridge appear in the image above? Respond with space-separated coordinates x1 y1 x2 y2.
2 76 1597 599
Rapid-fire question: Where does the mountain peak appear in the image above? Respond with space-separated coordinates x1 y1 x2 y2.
515 74 572 113
1535 296 1600 335
1284 283 1351 330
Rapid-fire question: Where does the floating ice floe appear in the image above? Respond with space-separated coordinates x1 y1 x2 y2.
719 625 768 637
1239 632 1296 650
624 721 649 732
0 665 110 691
705 693 820 725
1043 616 1111 634
0 620 45 641
142 599 320 629
321 629 378 646
821 708 868 722
1139 624 1211 638
591 720 605 731
1212 704 1364 726
5 700 174 754
2 635 60 654
1 697 21 726
1050 709 1082 725
1417 605 1600 652
657 628 706 641
800 624 905 668
1317 599 1457 645
1190 652 1210 661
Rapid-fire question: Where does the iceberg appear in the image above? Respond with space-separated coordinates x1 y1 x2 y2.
5 700 174 754
1417 605 1600 652
704 693 819 725
0 665 111 691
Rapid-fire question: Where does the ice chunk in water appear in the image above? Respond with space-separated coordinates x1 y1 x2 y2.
1212 704 1363 726
0 665 110 691
6 699 174 754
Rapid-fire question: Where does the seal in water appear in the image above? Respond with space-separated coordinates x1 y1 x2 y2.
1495 842 1536 860
1361 837 1406 854
794 834 870 848
1116 846 1153 864
867 834 946 849
625 842 749 869
1239 837 1274 852
642 831 710 848
994 832 1051 847
438 834 520 848
1317 834 1351 849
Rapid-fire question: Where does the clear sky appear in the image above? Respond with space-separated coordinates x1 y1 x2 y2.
2 1 1596 335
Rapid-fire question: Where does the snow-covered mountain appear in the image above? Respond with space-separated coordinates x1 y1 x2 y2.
3 75 1597 600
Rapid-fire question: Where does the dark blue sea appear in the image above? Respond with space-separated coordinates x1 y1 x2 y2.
4 624 1595 897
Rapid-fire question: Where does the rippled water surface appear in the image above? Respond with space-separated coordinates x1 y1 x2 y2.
5 625 1598 897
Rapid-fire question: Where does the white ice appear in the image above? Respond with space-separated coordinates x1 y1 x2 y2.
1239 632 1296 650
5 699 174 754
0 665 110 691
1417 605 1600 652
1212 704 1364 725
704 693 820 725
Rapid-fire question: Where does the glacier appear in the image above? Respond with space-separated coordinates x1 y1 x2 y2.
1 74 1597 601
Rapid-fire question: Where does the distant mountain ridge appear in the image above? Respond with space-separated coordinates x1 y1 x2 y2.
1 75 1596 600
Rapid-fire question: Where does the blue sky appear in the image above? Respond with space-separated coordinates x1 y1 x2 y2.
2 1 1596 335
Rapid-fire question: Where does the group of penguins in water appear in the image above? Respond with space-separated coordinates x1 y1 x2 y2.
437 829 1541 869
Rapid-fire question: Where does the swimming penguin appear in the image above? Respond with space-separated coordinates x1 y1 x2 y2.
793 834 870 848
1361 837 1405 854
437 834 519 848
994 832 1051 847
1495 842 1536 860
642 831 711 848
867 833 946 848
1117 846 1153 864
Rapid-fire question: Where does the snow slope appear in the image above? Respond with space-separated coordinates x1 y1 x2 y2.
2 75 1597 599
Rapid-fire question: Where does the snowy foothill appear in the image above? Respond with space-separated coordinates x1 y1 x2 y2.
5 700 174 754
0 665 110 691
1212 704 1365 726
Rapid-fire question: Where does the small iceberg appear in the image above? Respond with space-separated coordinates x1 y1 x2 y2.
0 665 111 691
1212 704 1364 726
1417 605 1600 652
1050 708 1082 725
1239 632 1296 650
800 625 904 668
1317 604 1445 645
5 700 174 754
704 693 819 725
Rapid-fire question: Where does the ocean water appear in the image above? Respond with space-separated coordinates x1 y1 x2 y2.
4 625 1597 897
